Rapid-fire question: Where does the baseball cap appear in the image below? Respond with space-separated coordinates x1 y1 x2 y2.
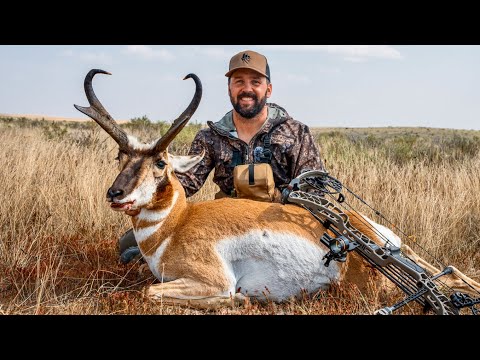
225 50 271 81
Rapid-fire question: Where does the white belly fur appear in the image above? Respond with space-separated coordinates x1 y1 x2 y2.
216 230 340 302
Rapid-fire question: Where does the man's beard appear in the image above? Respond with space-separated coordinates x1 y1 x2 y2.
229 90 268 119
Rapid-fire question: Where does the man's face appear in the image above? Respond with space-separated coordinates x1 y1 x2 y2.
228 68 272 119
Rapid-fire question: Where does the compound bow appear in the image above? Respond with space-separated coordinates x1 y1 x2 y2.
283 170 480 315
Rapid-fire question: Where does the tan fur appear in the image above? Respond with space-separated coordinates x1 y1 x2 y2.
146 280 247 309
401 244 480 297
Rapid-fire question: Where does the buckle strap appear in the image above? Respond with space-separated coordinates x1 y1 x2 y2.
248 164 255 185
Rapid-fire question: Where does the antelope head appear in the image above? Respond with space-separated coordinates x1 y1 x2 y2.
74 69 204 215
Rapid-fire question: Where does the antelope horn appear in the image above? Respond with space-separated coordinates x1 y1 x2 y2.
74 69 129 151
154 73 202 153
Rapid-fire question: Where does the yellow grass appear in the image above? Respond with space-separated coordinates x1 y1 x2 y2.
1 120 479 315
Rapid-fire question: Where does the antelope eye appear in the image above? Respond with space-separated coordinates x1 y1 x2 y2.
155 160 166 169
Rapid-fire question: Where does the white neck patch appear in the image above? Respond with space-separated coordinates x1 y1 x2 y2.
133 223 162 244
144 236 172 281
133 190 179 245
137 191 179 222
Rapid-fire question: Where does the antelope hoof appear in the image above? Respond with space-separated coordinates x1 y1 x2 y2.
138 263 151 276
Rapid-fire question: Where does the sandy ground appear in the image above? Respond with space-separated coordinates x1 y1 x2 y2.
0 113 129 123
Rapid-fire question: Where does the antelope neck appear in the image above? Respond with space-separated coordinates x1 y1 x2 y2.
132 182 187 257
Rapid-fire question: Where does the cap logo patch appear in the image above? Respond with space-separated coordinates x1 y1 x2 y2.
241 53 251 63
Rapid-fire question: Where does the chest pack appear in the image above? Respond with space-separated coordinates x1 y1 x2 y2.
232 132 276 202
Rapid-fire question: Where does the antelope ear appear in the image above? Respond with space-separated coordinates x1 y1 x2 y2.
169 149 205 173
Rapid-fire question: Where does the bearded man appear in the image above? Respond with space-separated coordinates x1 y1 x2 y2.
118 49 326 262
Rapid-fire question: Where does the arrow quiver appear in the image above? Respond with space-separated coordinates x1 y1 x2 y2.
283 170 480 315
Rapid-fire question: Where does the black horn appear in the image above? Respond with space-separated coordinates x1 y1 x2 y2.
153 73 202 153
74 69 129 151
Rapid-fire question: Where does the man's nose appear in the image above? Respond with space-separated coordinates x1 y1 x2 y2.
242 82 253 91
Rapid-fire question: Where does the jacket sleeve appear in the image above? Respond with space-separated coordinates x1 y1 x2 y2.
174 130 214 197
290 124 326 179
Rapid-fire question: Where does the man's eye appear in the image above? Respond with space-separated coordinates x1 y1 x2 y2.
155 160 166 169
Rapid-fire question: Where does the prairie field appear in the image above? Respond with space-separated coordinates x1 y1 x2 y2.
1 116 480 315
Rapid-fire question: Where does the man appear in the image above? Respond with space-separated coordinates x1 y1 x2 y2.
119 49 325 263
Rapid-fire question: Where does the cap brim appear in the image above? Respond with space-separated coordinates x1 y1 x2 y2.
225 66 268 79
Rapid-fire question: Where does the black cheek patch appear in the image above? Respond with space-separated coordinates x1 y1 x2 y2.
112 158 146 196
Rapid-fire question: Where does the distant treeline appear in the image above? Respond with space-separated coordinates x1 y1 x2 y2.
316 128 480 165
3 115 480 165
0 115 204 153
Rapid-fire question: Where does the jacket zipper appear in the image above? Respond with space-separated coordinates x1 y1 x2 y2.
208 122 268 164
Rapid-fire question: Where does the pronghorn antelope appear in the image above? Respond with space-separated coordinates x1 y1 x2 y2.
75 69 480 309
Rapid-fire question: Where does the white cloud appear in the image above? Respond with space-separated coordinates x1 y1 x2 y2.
124 45 175 61
198 47 231 60
343 57 367 63
257 45 403 61
317 67 342 74
58 49 112 65
160 74 183 82
60 49 74 57
79 52 112 65
282 73 312 84
186 46 232 60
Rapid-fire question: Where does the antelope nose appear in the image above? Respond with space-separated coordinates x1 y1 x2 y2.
107 188 123 200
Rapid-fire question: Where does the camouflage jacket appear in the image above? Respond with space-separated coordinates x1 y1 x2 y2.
176 103 325 198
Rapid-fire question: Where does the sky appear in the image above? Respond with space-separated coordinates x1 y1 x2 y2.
0 45 479 130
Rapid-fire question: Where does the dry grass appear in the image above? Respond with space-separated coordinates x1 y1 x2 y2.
1 119 479 315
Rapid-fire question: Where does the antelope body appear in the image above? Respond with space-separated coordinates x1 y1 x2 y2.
75 69 480 309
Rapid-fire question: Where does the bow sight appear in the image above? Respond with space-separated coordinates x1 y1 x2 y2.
320 233 358 266
284 170 480 315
